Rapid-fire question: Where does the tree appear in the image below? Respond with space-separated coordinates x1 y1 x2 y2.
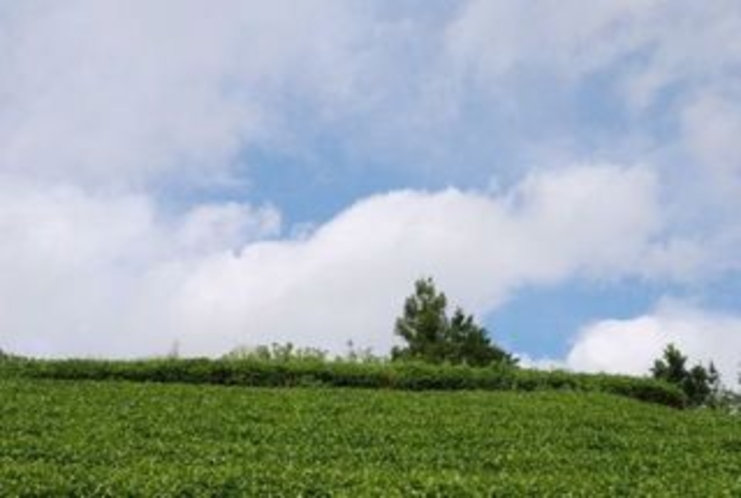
448 308 514 366
651 344 719 407
651 344 687 384
391 277 516 367
392 278 449 363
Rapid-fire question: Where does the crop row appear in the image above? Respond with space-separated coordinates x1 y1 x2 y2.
1 356 685 408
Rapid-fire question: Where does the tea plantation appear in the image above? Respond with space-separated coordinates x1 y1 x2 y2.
2 377 741 496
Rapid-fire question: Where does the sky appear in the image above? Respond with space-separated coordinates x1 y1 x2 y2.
1 1 740 384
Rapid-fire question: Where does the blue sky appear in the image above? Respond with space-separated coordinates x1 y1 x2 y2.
0 1 740 382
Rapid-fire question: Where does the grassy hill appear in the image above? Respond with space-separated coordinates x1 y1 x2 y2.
2 376 741 496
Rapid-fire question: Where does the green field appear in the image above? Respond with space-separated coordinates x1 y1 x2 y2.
2 377 740 496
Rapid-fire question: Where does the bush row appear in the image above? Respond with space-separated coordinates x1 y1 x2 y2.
2 356 687 408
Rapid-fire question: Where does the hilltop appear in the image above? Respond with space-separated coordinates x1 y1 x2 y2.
1 376 740 496
2 356 741 495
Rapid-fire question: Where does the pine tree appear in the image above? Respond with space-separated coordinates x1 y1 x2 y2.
392 278 449 363
392 278 516 366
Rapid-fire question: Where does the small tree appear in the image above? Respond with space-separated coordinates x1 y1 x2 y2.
392 278 516 367
393 278 450 363
651 344 687 384
448 308 513 366
651 344 719 407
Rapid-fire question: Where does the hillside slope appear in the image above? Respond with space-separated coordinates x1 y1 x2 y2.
1 378 740 496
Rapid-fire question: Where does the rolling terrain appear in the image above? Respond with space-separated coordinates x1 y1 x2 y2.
2 376 740 496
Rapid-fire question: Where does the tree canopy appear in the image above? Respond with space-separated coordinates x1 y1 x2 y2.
391 278 516 367
651 344 720 407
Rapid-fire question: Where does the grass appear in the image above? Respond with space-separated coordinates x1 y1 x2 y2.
1 377 740 496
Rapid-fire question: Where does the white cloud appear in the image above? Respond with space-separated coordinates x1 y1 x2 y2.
681 92 741 181
445 0 741 109
0 178 278 357
169 163 662 356
0 1 373 188
445 0 658 82
437 0 741 272
0 163 664 358
566 300 741 386
1 0 738 193
176 202 281 255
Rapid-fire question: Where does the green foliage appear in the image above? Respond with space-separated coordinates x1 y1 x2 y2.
392 278 516 366
5 356 686 408
0 347 20 362
651 344 688 384
0 351 26 379
222 342 328 362
651 344 720 407
393 277 449 361
1 378 739 495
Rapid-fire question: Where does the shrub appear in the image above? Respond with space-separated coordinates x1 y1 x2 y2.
16 357 686 408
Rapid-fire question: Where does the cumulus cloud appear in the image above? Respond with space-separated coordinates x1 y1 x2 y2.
566 300 741 385
0 179 279 357
0 163 665 358
170 163 665 357
0 0 375 187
